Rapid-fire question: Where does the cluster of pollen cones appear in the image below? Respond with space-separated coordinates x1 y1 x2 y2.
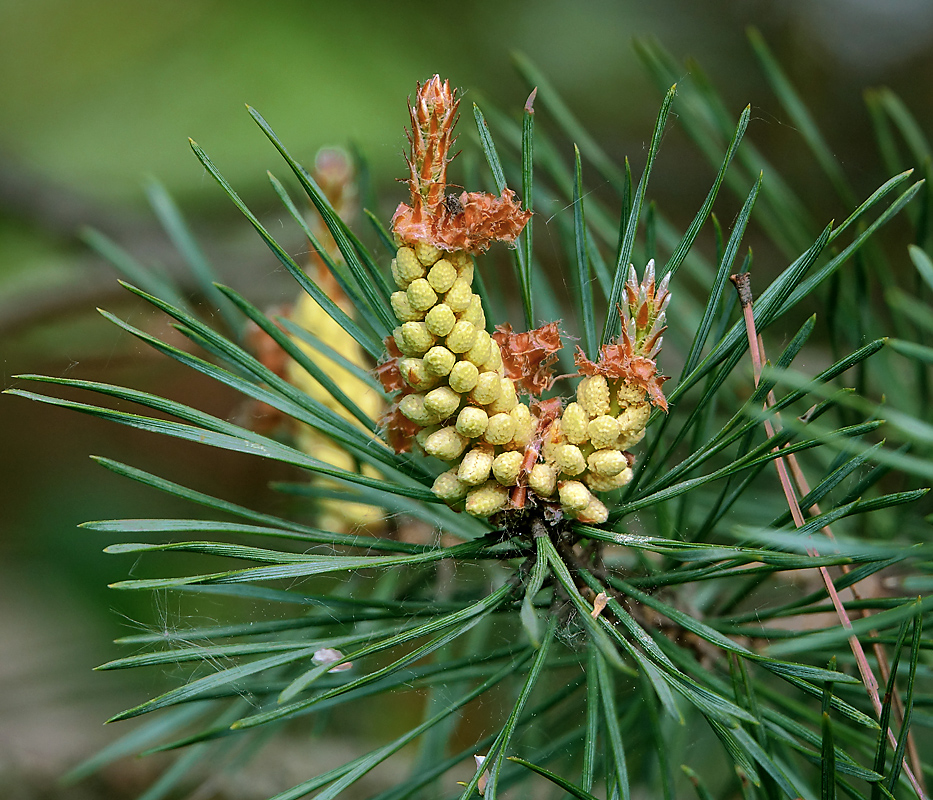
377 76 670 525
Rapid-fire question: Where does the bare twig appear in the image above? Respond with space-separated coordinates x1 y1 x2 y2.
731 273 926 799
755 340 926 790
750 322 921 780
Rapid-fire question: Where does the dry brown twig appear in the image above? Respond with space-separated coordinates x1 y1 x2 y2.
730 272 927 799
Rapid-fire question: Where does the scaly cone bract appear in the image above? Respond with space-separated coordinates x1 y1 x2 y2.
404 75 460 230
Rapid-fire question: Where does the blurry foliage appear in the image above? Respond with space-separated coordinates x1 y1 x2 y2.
4 5 933 799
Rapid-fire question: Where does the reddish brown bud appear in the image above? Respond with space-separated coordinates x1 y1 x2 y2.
403 75 460 225
392 76 531 254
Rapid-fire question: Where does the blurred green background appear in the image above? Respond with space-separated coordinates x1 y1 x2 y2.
2 1 933 796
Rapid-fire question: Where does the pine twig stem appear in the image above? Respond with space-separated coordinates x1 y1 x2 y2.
783 477 923 790
755 358 924 794
755 334 927 796
753 326 925 795
730 274 926 800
